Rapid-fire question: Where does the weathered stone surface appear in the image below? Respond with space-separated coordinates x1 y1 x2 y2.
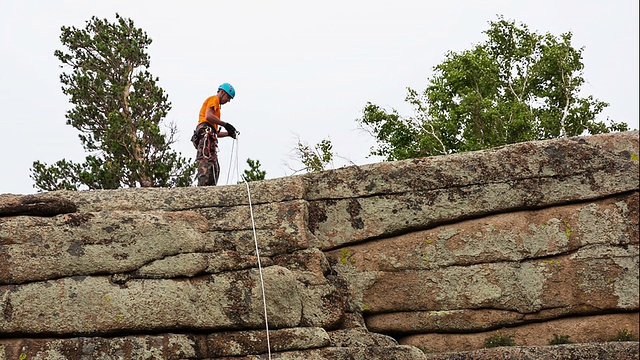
308 133 638 248
297 282 347 329
50 175 308 212
132 251 271 278
0 266 302 335
1 336 635 360
0 193 76 217
0 131 637 359
273 248 331 286
0 334 201 360
358 245 637 314
217 345 429 360
582 129 639 157
327 192 638 272
0 210 210 284
328 328 398 347
325 192 639 334
206 327 330 356
196 200 318 256
400 313 639 354
367 309 529 334
310 176 638 249
0 200 317 284
305 131 639 200
423 342 639 360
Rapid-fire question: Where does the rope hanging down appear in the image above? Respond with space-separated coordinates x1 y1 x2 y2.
230 138 272 359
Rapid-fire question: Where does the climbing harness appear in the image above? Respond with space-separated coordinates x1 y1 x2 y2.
229 136 272 359
201 126 217 160
192 123 221 186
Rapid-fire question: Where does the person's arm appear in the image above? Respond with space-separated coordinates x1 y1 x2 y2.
205 107 226 127
205 107 231 137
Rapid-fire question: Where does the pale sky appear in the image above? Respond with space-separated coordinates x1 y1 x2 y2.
1 0 638 194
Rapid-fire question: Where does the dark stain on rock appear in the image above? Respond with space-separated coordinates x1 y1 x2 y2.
110 273 130 285
64 213 94 226
113 253 129 260
0 237 15 245
347 199 364 230
620 150 632 160
0 195 77 218
0 246 11 282
2 298 12 321
103 225 119 233
365 180 376 192
223 272 255 326
308 201 328 233
418 191 438 207
216 238 238 252
624 192 639 241
67 241 85 257
543 144 572 171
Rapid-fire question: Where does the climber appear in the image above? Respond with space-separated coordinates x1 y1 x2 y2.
191 82 239 186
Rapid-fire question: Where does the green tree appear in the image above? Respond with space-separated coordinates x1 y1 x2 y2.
358 15 629 161
292 138 334 173
241 158 266 182
31 14 194 191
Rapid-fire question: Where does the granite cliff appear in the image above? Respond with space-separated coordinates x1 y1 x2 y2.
1 131 638 359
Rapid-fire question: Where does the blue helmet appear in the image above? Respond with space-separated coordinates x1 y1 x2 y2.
218 83 235 99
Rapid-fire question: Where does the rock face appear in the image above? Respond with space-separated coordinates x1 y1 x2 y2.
0 131 638 360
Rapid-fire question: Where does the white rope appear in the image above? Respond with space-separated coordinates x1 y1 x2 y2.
225 139 236 185
232 137 272 359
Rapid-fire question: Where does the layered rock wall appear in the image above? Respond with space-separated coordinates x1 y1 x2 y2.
0 131 638 359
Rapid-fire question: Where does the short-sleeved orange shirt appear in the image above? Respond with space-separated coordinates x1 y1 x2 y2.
198 95 221 132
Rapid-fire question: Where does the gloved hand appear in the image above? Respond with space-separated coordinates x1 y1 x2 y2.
223 122 237 139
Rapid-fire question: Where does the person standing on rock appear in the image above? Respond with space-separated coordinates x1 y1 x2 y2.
191 83 239 186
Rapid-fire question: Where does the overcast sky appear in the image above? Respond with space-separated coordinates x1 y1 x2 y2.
1 0 638 195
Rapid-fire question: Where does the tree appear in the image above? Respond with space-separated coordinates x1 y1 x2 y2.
241 158 266 182
31 14 194 191
358 15 629 161
290 138 335 173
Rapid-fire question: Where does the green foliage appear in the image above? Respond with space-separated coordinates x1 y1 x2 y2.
241 158 266 182
358 15 629 161
483 332 516 348
294 138 334 173
31 14 194 191
608 328 637 342
549 333 573 345
339 248 355 265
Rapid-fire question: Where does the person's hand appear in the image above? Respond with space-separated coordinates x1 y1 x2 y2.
223 123 237 139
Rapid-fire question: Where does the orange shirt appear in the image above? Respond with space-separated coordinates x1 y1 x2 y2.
198 95 221 132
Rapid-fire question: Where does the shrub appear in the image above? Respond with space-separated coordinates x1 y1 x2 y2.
549 333 573 345
608 328 637 342
483 332 516 348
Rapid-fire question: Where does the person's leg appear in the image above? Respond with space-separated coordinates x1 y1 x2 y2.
195 125 218 186
196 159 214 186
